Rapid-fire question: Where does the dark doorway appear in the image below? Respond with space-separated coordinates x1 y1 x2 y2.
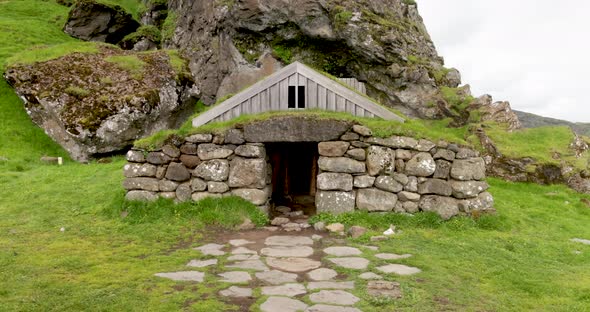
267 142 318 216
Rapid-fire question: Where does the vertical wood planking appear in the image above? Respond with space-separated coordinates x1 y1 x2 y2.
251 94 260 114
260 89 269 112
279 79 288 110
346 100 355 115
336 95 346 112
327 90 336 111
270 84 279 111
355 105 365 117
307 79 317 109
317 85 326 109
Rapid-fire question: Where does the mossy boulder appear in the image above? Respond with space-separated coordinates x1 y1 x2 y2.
4 46 196 162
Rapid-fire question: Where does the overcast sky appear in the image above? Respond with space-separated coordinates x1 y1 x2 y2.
419 0 590 123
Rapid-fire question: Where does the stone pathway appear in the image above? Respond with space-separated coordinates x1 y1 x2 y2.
154 225 423 311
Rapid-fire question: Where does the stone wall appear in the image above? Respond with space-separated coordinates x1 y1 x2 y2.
123 124 494 220
314 125 494 220
123 133 273 214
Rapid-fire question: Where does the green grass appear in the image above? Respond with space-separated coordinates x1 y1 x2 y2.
96 0 145 20
486 124 590 170
135 109 474 150
2 1 590 311
105 54 146 79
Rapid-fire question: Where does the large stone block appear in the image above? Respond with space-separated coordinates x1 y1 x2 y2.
180 155 201 169
194 159 230 181
405 152 436 177
235 144 266 158
318 141 350 157
366 136 418 149
318 157 366 174
316 191 356 214
419 195 459 220
352 125 372 136
191 178 207 192
197 144 234 160
229 158 267 189
317 173 353 191
165 162 191 182
418 179 452 196
208 181 229 193
146 152 171 165
398 191 420 202
459 192 495 213
159 180 179 192
192 192 223 202
180 143 198 155
125 190 157 202
126 150 145 163
433 149 455 161
244 117 352 142
366 146 395 176
456 148 479 159
415 139 436 152
162 144 181 158
451 158 486 181
123 177 159 191
433 159 451 179
356 188 398 212
346 148 366 161
176 183 192 202
374 176 403 193
354 175 375 188
225 129 245 144
232 188 270 205
451 181 489 199
186 133 213 143
123 163 156 178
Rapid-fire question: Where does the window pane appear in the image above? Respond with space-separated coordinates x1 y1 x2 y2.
298 86 305 108
288 86 296 108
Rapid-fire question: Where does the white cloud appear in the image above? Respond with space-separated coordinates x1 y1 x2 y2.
419 0 590 122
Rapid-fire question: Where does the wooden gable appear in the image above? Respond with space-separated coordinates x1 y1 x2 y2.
192 62 405 128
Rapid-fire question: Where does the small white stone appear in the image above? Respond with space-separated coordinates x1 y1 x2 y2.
186 259 218 268
307 268 338 281
261 283 307 296
218 271 252 283
359 272 383 280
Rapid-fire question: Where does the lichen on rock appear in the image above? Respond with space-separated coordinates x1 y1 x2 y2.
4 45 196 162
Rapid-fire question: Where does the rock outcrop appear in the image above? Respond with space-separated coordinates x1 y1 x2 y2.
4 46 196 162
165 0 460 119
63 0 140 44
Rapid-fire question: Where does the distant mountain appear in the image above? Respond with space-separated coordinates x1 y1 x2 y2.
514 110 590 136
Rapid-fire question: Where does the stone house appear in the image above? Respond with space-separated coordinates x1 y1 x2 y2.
123 62 493 219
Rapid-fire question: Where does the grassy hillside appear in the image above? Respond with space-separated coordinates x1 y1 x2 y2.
0 1 589 311
515 110 590 137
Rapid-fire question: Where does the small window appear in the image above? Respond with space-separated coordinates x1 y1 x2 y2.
298 86 305 108
288 86 296 108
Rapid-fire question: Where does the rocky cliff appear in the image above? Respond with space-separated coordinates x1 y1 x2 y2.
165 0 465 119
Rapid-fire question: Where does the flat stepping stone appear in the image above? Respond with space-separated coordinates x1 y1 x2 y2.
359 272 383 280
256 270 298 285
219 286 252 298
323 246 362 257
367 280 402 299
261 246 314 258
309 290 360 305
261 283 307 296
194 243 225 256
305 305 362 312
186 259 218 268
229 239 255 247
227 260 269 271
307 281 355 290
328 257 369 270
361 245 379 251
154 271 204 282
232 247 257 255
376 264 421 275
218 271 252 283
307 268 338 281
571 238 590 245
375 253 412 260
267 257 321 272
261 297 308 312
265 235 313 246
227 254 260 261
